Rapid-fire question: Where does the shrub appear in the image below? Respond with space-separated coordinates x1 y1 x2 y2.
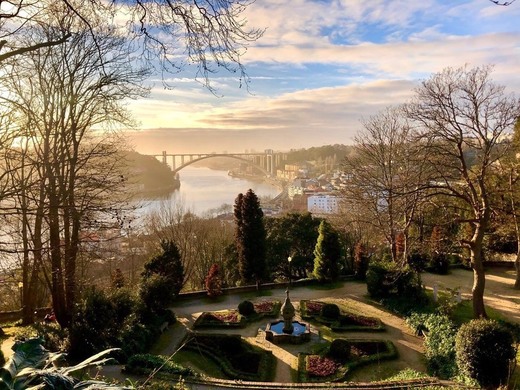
428 253 449 275
455 319 515 388
366 261 423 300
407 250 428 272
125 353 193 376
320 303 340 320
406 313 458 379
205 264 223 297
237 300 255 316
328 339 350 361
353 242 369 280
0 347 4 367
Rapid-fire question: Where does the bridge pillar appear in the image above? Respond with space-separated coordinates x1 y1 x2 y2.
162 151 167 165
181 155 185 165
171 155 176 170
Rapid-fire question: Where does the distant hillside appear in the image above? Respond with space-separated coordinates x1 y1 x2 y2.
286 144 353 164
124 150 180 196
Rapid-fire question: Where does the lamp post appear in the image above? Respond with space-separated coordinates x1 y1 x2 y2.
287 256 292 288
18 282 23 309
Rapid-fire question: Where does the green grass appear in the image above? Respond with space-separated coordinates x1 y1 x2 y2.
171 350 227 379
307 281 344 290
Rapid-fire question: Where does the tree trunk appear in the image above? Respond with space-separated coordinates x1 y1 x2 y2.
470 226 488 319
515 249 520 289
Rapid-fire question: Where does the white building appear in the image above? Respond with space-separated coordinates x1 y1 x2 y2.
307 193 339 214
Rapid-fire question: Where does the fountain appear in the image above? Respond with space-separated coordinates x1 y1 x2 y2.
265 289 311 344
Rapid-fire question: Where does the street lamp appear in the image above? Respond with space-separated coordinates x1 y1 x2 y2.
18 282 23 309
287 256 292 288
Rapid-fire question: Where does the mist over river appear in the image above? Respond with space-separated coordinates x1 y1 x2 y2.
135 166 281 217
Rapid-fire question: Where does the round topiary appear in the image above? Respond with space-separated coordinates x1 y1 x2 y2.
328 338 351 361
320 303 340 320
455 319 515 388
238 300 256 316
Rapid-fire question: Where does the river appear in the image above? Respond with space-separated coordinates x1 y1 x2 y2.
135 166 281 217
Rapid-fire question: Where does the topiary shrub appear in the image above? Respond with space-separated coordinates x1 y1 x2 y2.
455 319 515 388
238 300 255 316
320 303 340 320
328 339 350 361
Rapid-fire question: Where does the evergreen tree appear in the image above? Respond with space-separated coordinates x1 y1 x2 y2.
234 189 267 285
142 240 185 301
313 220 341 282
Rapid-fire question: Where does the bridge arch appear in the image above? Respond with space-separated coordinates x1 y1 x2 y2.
171 154 271 176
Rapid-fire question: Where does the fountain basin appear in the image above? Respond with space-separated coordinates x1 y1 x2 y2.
265 320 311 344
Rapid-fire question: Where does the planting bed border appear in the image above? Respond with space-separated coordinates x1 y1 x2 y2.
180 332 276 382
300 300 385 332
297 339 398 383
193 300 281 329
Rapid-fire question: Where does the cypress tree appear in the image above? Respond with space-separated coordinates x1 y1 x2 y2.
313 220 341 282
234 189 267 284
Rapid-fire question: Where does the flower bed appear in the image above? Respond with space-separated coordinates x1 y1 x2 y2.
193 310 246 329
300 300 384 331
194 300 281 329
306 355 340 377
298 339 398 382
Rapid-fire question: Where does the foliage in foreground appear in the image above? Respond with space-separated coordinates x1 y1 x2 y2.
0 338 124 389
455 319 516 389
406 313 458 379
124 354 194 377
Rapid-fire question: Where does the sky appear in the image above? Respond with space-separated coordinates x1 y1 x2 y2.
126 0 520 155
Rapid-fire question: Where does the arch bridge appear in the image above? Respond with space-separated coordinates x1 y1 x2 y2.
151 150 286 176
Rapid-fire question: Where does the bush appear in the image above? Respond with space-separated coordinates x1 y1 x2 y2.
366 261 423 301
455 319 515 388
205 264 223 297
238 300 255 316
406 313 458 379
328 339 350 361
0 347 4 367
353 242 369 280
320 303 340 320
428 253 449 275
407 251 428 272
125 353 194 376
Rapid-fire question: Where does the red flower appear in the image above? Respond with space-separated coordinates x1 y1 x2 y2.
254 301 274 313
306 355 339 377
305 301 324 316
206 310 240 323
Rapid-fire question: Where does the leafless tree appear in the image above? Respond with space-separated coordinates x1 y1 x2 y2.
0 18 149 326
405 65 520 318
342 107 431 263
0 0 262 89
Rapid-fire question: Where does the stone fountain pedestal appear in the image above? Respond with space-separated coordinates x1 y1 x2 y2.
265 289 311 344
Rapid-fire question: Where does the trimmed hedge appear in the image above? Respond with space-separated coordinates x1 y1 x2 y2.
455 319 515 388
298 339 398 382
182 333 275 382
238 300 255 316
124 353 194 377
300 300 385 332
320 303 340 320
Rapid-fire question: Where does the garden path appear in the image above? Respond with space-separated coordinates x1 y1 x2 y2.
163 281 427 382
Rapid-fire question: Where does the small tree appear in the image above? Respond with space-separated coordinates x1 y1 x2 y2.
313 220 341 282
141 240 185 306
353 242 369 280
205 264 223 297
111 268 125 289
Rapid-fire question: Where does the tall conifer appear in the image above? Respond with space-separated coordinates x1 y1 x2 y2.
234 189 267 284
313 220 341 282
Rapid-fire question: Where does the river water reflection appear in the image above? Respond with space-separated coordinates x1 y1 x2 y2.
137 166 280 217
